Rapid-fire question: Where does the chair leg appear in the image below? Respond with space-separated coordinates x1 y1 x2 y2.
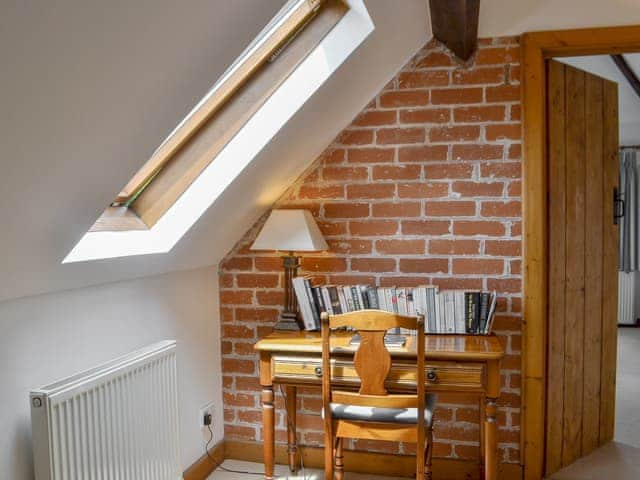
334 437 344 480
324 430 334 480
424 425 433 480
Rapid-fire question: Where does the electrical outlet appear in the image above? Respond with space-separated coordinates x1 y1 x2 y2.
199 401 214 429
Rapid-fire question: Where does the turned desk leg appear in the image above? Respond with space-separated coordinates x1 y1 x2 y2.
261 386 275 480
484 397 498 480
285 385 298 472
335 437 344 480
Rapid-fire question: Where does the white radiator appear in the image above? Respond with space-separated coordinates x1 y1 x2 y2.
30 340 181 480
618 271 637 325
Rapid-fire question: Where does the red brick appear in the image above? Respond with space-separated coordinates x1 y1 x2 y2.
486 84 520 102
415 51 454 68
452 181 504 197
376 127 425 145
234 342 257 356
397 182 448 198
256 290 284 306
222 359 255 375
225 425 256 439
453 258 504 274
347 183 395 199
347 148 394 164
455 444 481 460
398 145 448 162
431 87 483 104
400 108 450 124
235 308 280 322
372 202 421 217
221 257 253 271
398 70 450 88
220 290 253 304
319 148 345 165
511 259 522 274
487 278 522 293
324 202 369 218
485 123 521 141
236 273 279 288
481 201 521 217
425 201 475 216
432 277 483 290
508 180 522 197
402 220 451 235
379 90 429 108
327 274 377 285
221 341 232 355
429 125 480 142
372 164 421 180
326 239 372 254
430 239 480 255
425 163 473 179
511 221 522 236
508 143 522 159
452 67 505 85
220 307 234 322
481 162 521 179
220 273 233 288
453 220 506 236
378 276 429 287
323 166 368 181
485 240 522 256
254 256 281 271
376 239 425 254
351 257 397 272
238 409 263 424
454 105 506 123
353 110 397 127
510 64 521 83
452 144 504 160
318 220 347 236
336 129 373 145
399 258 449 274
510 104 521 121
350 220 399 236
301 256 347 272
298 184 344 199
223 324 255 339
476 46 519 65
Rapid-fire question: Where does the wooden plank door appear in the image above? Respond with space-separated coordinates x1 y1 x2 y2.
545 59 619 476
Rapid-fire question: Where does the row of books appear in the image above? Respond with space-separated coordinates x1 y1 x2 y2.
292 277 497 335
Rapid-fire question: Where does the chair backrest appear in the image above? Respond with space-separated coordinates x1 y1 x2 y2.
321 309 425 412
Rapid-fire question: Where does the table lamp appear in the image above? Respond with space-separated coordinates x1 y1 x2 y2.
251 209 328 330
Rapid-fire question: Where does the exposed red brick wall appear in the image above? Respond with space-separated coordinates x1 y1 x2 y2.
219 37 522 464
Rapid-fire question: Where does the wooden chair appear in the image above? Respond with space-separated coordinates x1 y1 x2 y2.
321 309 436 480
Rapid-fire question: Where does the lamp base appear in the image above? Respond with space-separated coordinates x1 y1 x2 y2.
273 312 302 331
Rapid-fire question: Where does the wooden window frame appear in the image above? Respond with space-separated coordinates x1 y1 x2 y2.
522 24 640 480
92 0 348 232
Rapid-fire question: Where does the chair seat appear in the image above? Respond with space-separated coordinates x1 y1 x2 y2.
326 393 436 427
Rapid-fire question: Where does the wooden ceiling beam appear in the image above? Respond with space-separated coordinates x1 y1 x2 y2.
429 0 480 61
611 54 640 100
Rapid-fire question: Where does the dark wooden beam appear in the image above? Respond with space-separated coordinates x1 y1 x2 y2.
429 0 480 61
611 54 640 99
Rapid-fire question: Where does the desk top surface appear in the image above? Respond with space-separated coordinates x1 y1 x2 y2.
255 332 504 361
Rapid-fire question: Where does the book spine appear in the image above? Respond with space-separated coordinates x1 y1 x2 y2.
479 292 490 333
321 287 333 315
328 286 342 314
293 278 314 330
368 287 379 309
391 287 398 314
465 292 474 333
472 292 481 333
485 291 498 334
454 290 466 333
337 287 348 313
311 287 325 314
344 286 355 312
350 286 361 310
358 285 369 309
303 279 320 329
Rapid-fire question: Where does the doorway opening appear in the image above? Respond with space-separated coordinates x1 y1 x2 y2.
521 26 640 480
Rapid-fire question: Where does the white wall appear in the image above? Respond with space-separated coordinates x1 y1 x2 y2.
0 267 222 479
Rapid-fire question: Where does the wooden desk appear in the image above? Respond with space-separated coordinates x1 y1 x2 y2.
255 332 504 480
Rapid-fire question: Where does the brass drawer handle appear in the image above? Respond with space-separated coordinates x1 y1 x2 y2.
427 370 438 383
314 366 323 377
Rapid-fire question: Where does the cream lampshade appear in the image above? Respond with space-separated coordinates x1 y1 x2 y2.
251 209 328 330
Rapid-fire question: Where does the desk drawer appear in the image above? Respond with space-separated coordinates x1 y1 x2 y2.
271 355 485 391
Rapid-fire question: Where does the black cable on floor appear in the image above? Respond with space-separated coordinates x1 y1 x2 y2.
205 423 264 476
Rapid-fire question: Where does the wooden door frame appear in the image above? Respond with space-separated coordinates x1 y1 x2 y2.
522 24 640 480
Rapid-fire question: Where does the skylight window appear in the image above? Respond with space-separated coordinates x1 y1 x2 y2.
64 0 373 263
